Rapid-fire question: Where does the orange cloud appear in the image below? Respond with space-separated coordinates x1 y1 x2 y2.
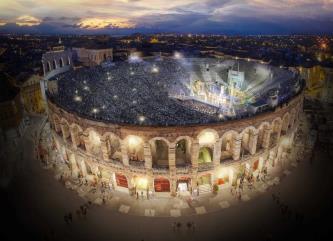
16 15 41 26
77 17 135 29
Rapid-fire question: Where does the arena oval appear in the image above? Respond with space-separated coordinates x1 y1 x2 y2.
47 93 303 197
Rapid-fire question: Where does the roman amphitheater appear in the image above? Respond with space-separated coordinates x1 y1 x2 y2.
44 56 305 199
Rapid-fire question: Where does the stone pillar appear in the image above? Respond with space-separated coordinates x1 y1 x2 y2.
248 131 258 155
61 124 70 142
168 143 176 170
121 142 129 166
78 157 87 177
68 152 79 178
170 178 177 196
101 138 109 161
144 142 152 169
262 126 271 149
213 140 222 167
83 133 91 154
232 135 242 160
191 140 199 169
70 128 79 150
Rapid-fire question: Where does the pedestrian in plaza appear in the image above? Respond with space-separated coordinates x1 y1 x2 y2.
186 221 192 230
68 212 73 223
172 222 177 232
176 222 182 231
136 192 139 200
191 222 196 232
64 215 69 224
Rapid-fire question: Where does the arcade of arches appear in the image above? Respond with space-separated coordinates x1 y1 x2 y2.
49 98 303 196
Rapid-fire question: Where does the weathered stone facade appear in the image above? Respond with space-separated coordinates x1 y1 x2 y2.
47 92 304 197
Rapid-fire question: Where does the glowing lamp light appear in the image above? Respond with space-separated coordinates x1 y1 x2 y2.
74 95 82 102
92 108 99 114
83 85 90 91
128 135 142 147
152 66 159 73
199 131 216 145
135 177 148 189
138 115 145 122
174 52 182 59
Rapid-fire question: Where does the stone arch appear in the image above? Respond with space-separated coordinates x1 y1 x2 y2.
47 61 51 72
257 122 270 151
124 135 144 163
149 137 170 168
197 128 219 147
220 130 238 162
270 118 282 147
174 136 192 167
198 146 213 164
281 112 290 135
52 59 57 70
240 126 258 156
102 132 122 162
59 57 64 68
52 114 61 133
85 128 102 156
60 118 71 143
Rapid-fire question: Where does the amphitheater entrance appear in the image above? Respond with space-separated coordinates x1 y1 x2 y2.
221 132 237 162
198 174 212 195
177 177 191 196
175 139 191 167
154 178 170 192
198 147 213 164
114 173 128 193
132 176 149 197
151 139 169 169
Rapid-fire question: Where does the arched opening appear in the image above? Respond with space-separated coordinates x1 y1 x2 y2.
71 125 84 150
257 123 269 151
197 174 212 194
216 168 233 186
175 138 191 167
151 139 169 168
59 58 64 68
281 113 290 136
154 178 170 192
105 134 122 162
241 127 256 156
126 135 144 166
47 62 51 72
88 130 101 156
52 59 57 70
220 131 237 162
115 173 128 188
270 119 281 147
198 147 213 164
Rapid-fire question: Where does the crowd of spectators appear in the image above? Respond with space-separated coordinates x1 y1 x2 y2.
47 57 301 126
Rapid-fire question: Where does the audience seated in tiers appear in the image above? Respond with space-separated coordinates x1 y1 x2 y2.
47 58 302 126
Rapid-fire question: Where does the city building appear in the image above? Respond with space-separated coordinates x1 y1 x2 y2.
72 47 113 67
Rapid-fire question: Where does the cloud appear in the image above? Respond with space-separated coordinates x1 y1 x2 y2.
0 0 332 34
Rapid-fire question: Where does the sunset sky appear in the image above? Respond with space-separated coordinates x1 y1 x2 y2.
0 0 332 34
